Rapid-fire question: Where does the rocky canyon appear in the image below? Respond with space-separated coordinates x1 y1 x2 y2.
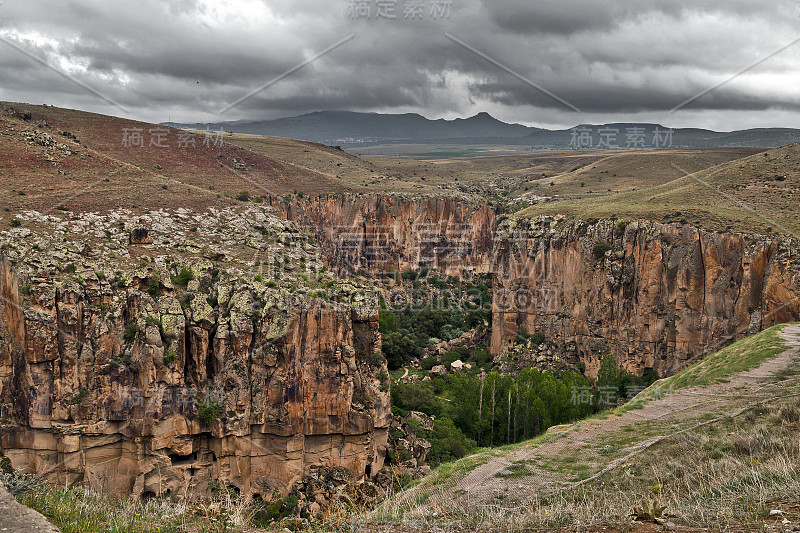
276 195 800 376
1 193 799 500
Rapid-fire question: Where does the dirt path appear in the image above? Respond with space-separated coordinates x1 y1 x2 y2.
0 485 59 532
399 324 800 510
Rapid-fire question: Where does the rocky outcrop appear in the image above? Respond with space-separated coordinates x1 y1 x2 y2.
491 217 800 376
289 465 385 520
386 412 432 480
423 327 489 359
268 194 496 277
3 195 800 504
0 483 60 533
0 208 391 500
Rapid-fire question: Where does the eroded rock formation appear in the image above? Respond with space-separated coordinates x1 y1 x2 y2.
268 194 496 277
491 217 800 376
0 208 391 499
2 194 800 503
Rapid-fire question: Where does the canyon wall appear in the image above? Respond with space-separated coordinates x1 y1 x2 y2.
0 255 390 499
268 194 496 277
491 217 800 376
269 194 800 377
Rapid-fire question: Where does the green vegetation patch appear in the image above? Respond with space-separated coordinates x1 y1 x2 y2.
196 397 224 425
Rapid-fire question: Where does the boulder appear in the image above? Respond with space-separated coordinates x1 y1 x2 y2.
430 365 447 376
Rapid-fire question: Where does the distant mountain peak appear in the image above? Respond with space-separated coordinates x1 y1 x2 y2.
461 112 500 122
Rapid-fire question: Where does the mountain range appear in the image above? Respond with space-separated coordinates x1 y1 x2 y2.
165 111 800 149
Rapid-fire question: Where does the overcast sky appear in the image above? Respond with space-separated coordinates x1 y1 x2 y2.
1 0 799 130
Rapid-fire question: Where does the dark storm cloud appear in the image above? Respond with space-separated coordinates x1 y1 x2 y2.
0 0 797 128
479 0 779 35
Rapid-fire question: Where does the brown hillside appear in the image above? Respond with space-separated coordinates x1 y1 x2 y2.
0 102 375 214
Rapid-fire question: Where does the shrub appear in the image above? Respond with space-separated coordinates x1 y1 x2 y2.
123 322 139 342
530 332 546 346
426 416 476 466
163 348 178 366
391 381 441 418
179 292 194 309
443 348 468 367
252 494 299 527
420 355 440 371
593 241 612 260
439 324 463 342
236 190 250 202
9 219 21 228
468 347 493 367
196 397 224 425
109 355 131 369
147 275 161 298
401 270 418 281
371 351 387 369
174 267 194 288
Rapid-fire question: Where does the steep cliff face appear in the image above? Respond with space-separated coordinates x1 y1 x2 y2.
267 194 800 377
268 194 496 277
0 256 389 498
0 208 390 499
491 217 800 376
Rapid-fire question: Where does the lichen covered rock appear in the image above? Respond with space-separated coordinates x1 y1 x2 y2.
0 208 390 499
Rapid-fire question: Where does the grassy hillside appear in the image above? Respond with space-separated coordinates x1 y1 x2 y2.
513 148 760 200
521 143 800 235
368 148 758 199
365 323 800 532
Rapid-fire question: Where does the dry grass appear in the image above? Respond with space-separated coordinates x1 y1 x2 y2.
2 473 269 533
629 324 790 407
522 143 800 235
365 148 754 198
0 101 363 216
